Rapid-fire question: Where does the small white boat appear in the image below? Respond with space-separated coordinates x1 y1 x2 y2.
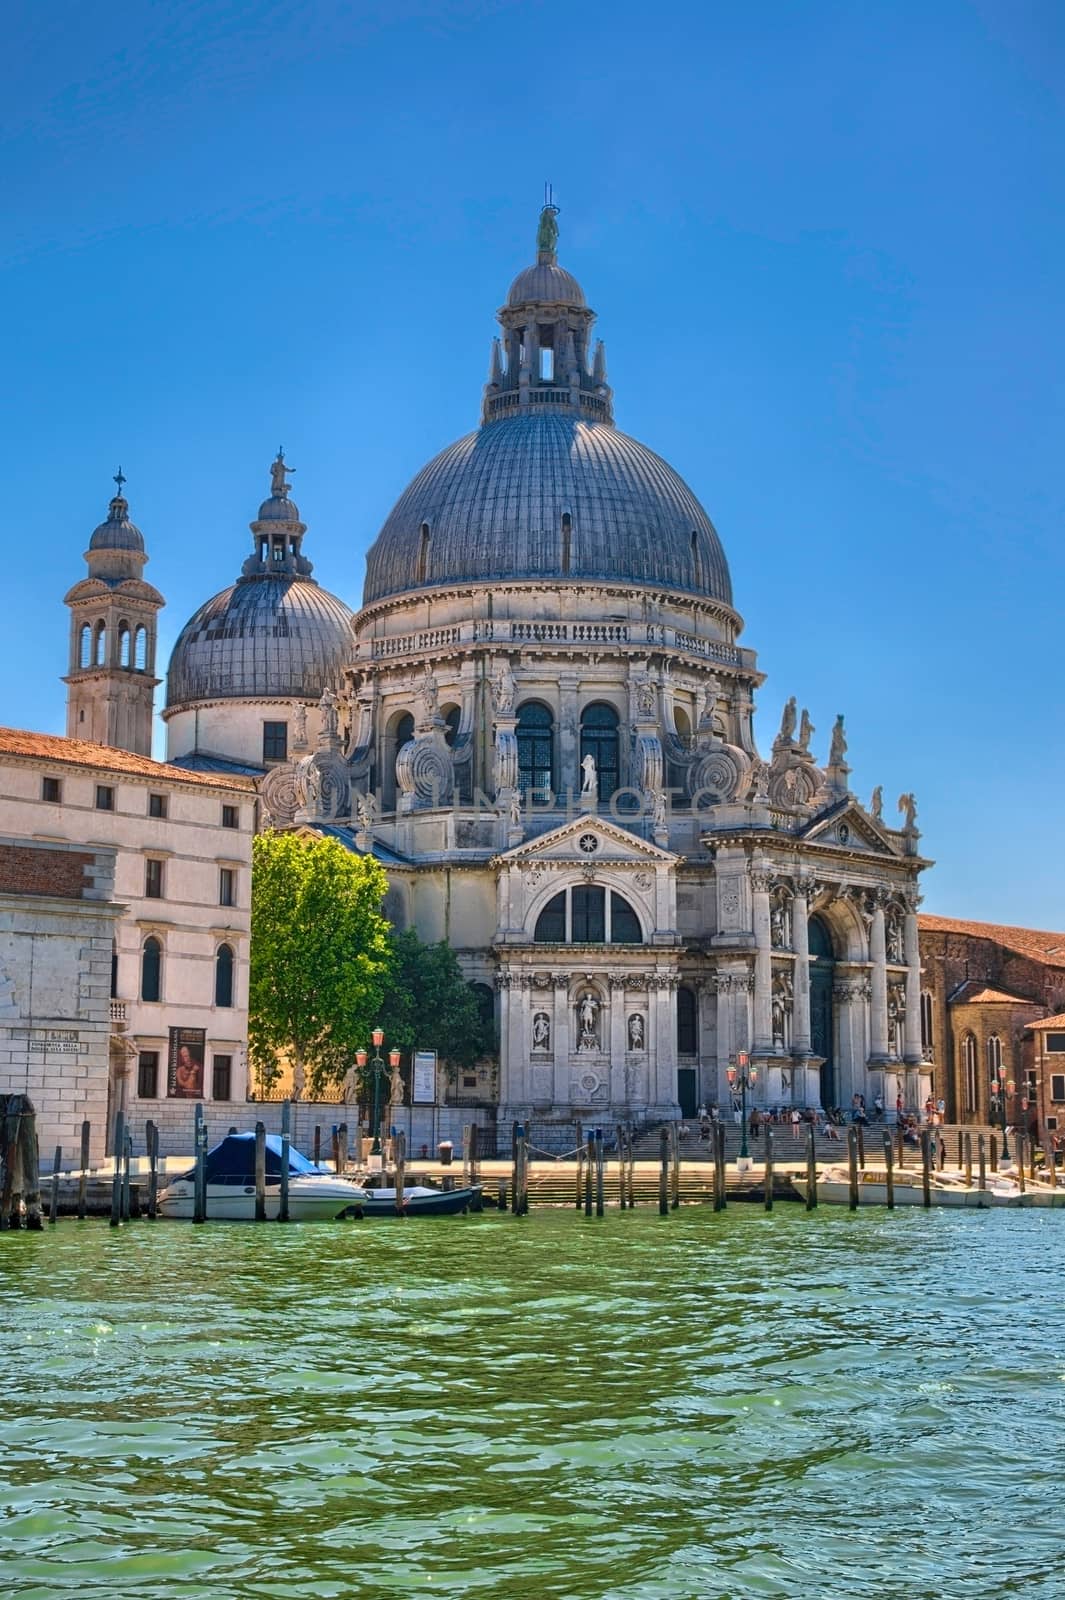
158 1132 368 1221
792 1165 1031 1208
357 1174 483 1217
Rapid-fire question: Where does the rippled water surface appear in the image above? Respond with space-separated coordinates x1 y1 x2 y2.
2 1207 1064 1599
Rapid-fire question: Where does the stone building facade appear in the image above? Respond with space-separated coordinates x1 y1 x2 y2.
0 835 119 1164
162 206 933 1131
0 728 255 1152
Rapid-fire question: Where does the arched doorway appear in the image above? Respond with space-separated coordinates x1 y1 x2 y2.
808 915 835 1109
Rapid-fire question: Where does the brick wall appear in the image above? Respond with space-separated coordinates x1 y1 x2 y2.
0 844 96 900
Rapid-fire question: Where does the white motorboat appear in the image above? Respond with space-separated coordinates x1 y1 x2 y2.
158 1132 368 1221
357 1173 483 1216
791 1165 1035 1208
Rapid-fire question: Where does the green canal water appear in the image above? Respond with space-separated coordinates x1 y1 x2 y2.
1 1207 1063 1600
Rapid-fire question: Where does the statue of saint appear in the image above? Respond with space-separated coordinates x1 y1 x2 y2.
532 1012 550 1050
798 708 814 753
356 791 377 832
829 714 847 765
636 681 656 718
581 753 598 799
536 203 559 255
269 450 293 497
492 663 515 715
292 701 308 746
419 666 439 722
318 685 339 738
870 785 883 821
627 1013 645 1051
651 788 668 830
778 696 797 743
577 990 600 1050
509 789 522 826
898 792 918 830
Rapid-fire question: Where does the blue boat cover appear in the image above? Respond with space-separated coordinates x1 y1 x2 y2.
183 1132 324 1186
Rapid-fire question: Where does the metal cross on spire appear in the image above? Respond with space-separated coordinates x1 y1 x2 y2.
113 467 126 495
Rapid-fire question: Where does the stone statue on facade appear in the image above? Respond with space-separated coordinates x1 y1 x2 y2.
509 788 522 826
651 788 668 830
318 685 339 739
418 666 439 723
577 990 600 1050
798 708 814 754
356 791 377 832
829 714 847 765
898 792 918 831
627 1012 645 1051
532 1012 551 1050
292 701 308 747
778 696 797 744
636 680 656 718
581 753 598 799
492 662 515 715
270 450 293 497
537 203 560 254
870 785 883 821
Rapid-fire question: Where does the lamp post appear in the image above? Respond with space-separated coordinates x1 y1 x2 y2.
361 1027 389 1155
726 1052 758 1165
990 1075 1011 1164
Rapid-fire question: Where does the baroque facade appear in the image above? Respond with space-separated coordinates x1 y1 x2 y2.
163 204 933 1128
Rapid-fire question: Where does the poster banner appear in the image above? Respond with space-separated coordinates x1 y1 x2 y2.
168 1026 206 1099
412 1050 438 1105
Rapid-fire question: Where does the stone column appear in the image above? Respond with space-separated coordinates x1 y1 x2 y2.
869 900 890 1061
653 975 678 1114
552 975 570 1111
903 903 922 1063
609 976 627 1109
751 872 773 1052
791 889 811 1053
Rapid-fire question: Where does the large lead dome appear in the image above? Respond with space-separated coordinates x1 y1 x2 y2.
362 206 732 609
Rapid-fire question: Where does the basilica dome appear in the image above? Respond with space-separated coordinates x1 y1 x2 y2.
166 456 353 709
361 208 731 610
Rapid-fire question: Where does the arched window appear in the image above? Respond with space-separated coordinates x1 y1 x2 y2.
214 943 234 1008
517 701 554 798
469 981 494 1030
677 986 698 1055
580 702 619 801
921 991 934 1055
141 937 161 1003
533 886 644 945
134 625 147 671
987 1034 1002 1076
674 706 691 744
417 523 430 584
118 623 131 668
94 621 107 666
442 705 461 746
962 1032 978 1114
561 511 572 575
79 624 92 669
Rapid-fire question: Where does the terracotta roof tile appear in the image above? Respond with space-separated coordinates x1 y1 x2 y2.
1025 1013 1065 1032
919 913 1065 971
0 727 257 793
949 980 1041 1006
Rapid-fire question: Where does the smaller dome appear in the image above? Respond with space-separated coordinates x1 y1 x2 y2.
89 494 144 553
257 494 301 523
507 260 586 307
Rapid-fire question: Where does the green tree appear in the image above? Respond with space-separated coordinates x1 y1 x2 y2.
379 930 495 1075
249 831 393 1097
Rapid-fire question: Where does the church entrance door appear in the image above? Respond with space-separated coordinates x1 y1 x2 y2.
677 1068 698 1119
808 915 835 1109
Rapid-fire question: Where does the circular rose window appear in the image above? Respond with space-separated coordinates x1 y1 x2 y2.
578 833 599 854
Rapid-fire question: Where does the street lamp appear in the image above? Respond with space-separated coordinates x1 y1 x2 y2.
990 1075 1012 1163
359 1027 389 1155
726 1052 758 1163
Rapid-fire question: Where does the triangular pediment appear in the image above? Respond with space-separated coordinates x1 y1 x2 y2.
799 801 901 857
494 813 679 868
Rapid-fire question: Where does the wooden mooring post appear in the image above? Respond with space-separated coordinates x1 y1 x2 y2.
920 1129 932 1208
337 1123 348 1175
109 1109 125 1228
279 1099 291 1224
1016 1134 1027 1194
313 1124 322 1167
469 1124 483 1210
395 1130 407 1216
882 1131 895 1210
616 1125 627 1209
764 1126 774 1212
670 1123 680 1210
805 1123 818 1211
49 1144 62 1225
856 1122 865 1171
595 1128 605 1218
658 1126 669 1216
584 1130 595 1217
77 1118 90 1220
847 1126 860 1211
193 1104 208 1224
254 1120 267 1221
121 1126 132 1223
895 1121 905 1169
511 1124 528 1216
146 1120 159 1219
989 1134 998 1172
331 1124 341 1175
575 1141 584 1210
977 1133 987 1192
963 1132 972 1188
713 1121 726 1212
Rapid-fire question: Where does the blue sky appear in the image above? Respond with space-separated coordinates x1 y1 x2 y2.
2 0 1062 924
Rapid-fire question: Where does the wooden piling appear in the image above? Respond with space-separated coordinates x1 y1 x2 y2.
279 1099 291 1224
883 1131 895 1210
331 1124 341 1174
147 1120 159 1219
963 1131 972 1188
121 1128 132 1223
856 1121 865 1171
0 1095 22 1229
109 1110 125 1228
895 1122 905 1168
469 1124 483 1210
595 1129 605 1217
337 1123 348 1175
764 1126 774 1212
584 1130 594 1217
1029 1134 1037 1184
395 1129 407 1216
977 1133 987 1191
254 1120 267 1221
847 1127 860 1211
313 1124 322 1167
714 1121 726 1211
658 1125 669 1216
920 1129 932 1208
989 1134 998 1172
1016 1134 1026 1194
497 1179 507 1210
616 1125 627 1208
77 1119 90 1220
670 1122 680 1210
575 1143 584 1209
192 1105 207 1224
48 1144 62 1224
626 1125 636 1210
19 1107 42 1230
805 1123 818 1211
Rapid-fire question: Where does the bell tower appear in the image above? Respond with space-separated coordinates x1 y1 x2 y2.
63 472 165 756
